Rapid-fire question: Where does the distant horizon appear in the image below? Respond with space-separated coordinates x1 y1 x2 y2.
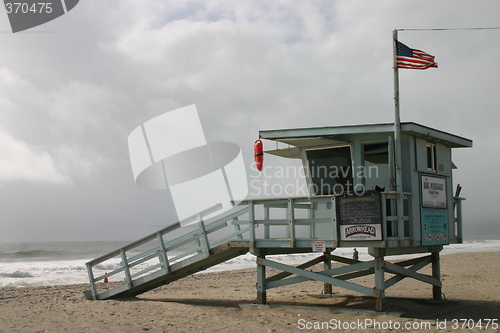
1 235 499 244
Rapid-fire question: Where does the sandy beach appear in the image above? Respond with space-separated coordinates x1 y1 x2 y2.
1 251 499 333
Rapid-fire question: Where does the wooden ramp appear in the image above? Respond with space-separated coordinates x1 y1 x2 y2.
95 241 249 300
85 204 254 301
85 197 337 301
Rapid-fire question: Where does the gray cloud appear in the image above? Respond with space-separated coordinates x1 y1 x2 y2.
0 0 498 241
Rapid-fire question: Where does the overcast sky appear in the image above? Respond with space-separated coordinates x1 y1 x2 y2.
0 0 499 242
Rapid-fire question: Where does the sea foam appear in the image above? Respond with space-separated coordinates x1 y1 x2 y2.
0 240 499 288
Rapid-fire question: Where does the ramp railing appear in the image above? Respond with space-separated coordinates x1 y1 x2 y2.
85 196 338 299
85 204 251 299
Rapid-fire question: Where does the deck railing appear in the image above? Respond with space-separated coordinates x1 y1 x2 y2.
453 197 465 243
381 192 413 246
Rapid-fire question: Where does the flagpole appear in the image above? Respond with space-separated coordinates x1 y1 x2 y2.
392 29 402 193
392 29 405 245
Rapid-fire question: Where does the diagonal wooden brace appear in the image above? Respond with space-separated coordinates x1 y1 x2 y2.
384 255 432 289
383 260 441 287
261 258 376 296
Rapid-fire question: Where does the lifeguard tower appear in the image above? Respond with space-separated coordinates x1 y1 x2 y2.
86 121 471 312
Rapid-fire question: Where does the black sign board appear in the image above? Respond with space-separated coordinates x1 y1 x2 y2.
338 192 382 240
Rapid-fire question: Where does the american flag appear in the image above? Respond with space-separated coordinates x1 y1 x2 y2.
396 41 437 70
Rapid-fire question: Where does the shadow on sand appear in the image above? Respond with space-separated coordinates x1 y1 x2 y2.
131 294 500 320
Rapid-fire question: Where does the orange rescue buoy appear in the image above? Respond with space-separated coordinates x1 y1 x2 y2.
254 140 263 171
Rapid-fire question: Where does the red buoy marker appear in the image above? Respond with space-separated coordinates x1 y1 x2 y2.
254 140 263 171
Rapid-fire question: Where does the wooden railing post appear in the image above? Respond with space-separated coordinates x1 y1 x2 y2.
456 198 464 243
120 249 133 288
249 201 256 250
86 263 97 300
233 217 243 240
197 214 211 255
288 199 295 247
156 232 170 272
397 193 405 246
264 205 270 239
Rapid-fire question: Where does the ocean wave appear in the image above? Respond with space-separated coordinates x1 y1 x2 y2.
0 271 34 278
95 263 122 271
1 280 34 288
0 239 499 288
0 249 64 259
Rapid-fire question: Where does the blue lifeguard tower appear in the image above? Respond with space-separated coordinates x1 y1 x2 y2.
86 121 471 312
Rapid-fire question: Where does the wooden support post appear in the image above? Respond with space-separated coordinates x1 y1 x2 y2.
256 255 267 304
323 252 332 295
374 252 385 312
431 251 442 300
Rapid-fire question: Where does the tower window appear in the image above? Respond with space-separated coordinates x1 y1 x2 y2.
426 143 437 172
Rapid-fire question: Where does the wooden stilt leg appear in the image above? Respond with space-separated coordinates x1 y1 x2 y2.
256 255 267 304
323 252 332 294
374 253 385 312
432 251 442 300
